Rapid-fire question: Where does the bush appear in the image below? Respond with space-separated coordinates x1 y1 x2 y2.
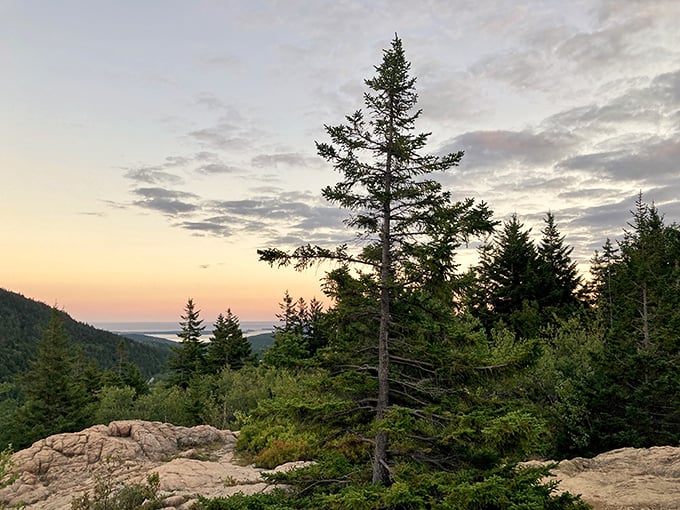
132 385 196 426
198 366 310 430
195 490 300 510
70 458 162 510
0 445 16 490
93 386 136 424
254 438 313 469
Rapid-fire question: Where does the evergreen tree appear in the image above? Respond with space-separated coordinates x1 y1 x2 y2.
8 309 93 447
115 337 129 376
471 214 541 339
305 297 327 355
611 196 680 352
168 298 206 388
98 338 148 396
268 293 329 361
274 291 306 336
536 212 583 321
588 238 620 329
263 292 310 368
259 35 494 484
586 196 680 451
206 309 254 371
191 36 592 509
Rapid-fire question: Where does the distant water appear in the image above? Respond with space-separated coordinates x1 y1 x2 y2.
93 321 276 341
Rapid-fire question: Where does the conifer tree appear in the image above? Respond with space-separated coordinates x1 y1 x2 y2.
274 291 305 336
263 292 310 368
100 339 148 395
168 298 206 388
259 35 494 484
589 238 619 328
305 297 327 355
471 214 541 339
586 196 680 451
9 309 92 446
537 212 582 320
206 309 253 371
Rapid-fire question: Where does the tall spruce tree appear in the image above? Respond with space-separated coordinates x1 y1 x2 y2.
589 238 620 329
471 214 541 339
168 298 206 388
305 297 327 355
206 309 253 371
537 212 582 320
269 293 327 357
259 35 494 484
9 309 92 447
586 196 680 451
99 339 147 395
274 290 299 335
263 292 310 368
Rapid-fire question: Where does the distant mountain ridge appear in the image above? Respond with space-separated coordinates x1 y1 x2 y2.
0 288 172 382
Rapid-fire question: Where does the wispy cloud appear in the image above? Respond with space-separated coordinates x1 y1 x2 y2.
132 188 200 215
251 152 318 168
124 168 183 186
177 220 231 236
447 130 579 169
195 163 238 175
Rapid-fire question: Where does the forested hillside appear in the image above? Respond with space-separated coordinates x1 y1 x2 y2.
0 288 171 382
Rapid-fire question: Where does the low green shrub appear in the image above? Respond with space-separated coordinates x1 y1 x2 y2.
0 445 16 490
70 457 162 510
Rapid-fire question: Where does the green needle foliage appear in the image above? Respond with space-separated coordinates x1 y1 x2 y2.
3 309 97 448
206 309 255 372
259 34 495 486
586 195 680 451
469 212 584 341
168 298 207 388
248 35 588 509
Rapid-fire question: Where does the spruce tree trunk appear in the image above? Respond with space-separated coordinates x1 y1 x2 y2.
641 283 650 351
373 136 393 485
373 271 390 484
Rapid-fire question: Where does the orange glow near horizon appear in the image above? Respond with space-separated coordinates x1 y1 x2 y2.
2 197 332 324
4 257 330 324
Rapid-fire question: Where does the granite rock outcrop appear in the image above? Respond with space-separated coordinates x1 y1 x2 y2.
2 420 680 509
0 420 306 510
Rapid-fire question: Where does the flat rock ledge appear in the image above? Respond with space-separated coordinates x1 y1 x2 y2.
524 445 680 510
0 420 310 510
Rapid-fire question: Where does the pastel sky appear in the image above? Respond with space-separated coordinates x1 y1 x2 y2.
2 1 679 324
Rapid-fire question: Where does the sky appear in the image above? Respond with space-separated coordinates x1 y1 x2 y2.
2 0 679 324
